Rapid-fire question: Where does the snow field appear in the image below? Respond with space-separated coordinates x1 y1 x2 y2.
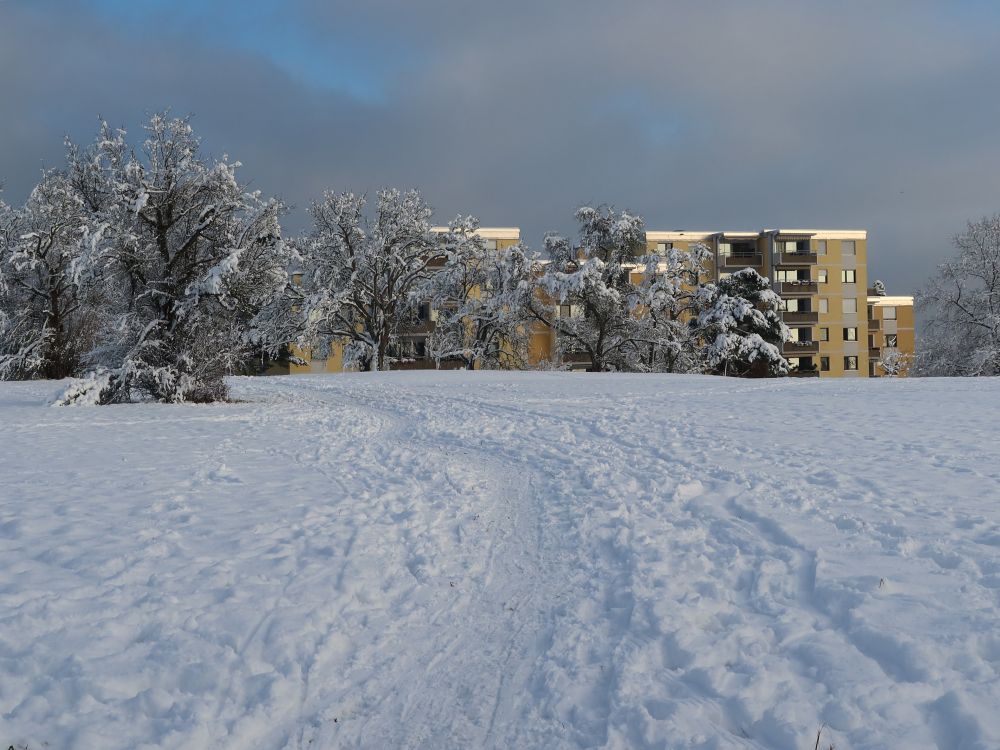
1 372 999 749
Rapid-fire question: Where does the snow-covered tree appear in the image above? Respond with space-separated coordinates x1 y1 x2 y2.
695 267 789 377
57 115 290 404
872 279 886 296
0 173 102 379
292 188 448 371
530 206 655 371
642 241 713 373
425 218 535 369
918 216 1000 376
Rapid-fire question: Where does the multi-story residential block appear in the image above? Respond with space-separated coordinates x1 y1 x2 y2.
284 225 913 377
641 229 900 377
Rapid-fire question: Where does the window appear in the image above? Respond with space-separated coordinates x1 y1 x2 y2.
843 298 858 314
820 356 830 371
786 357 800 370
817 240 827 256
796 327 811 342
817 269 828 284
787 327 799 342
843 327 858 341
844 355 858 371
780 298 803 312
842 240 856 256
415 339 427 358
559 304 572 318
485 239 498 251
417 302 431 321
656 241 673 252
718 241 731 257
819 327 829 341
291 272 303 286
819 298 829 314
841 269 857 284
718 271 732 281
883 306 897 320
885 334 897 348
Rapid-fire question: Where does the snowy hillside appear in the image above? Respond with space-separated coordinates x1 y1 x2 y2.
2 373 999 749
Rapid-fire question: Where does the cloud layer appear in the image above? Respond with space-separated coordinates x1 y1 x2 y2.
3 0 1000 292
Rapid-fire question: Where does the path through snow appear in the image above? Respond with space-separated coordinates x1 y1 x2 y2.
2 372 999 749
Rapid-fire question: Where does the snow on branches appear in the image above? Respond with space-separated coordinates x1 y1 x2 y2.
53 114 291 403
695 268 789 377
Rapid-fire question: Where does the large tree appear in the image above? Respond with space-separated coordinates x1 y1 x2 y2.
293 188 450 371
57 115 290 404
530 206 652 371
918 215 1000 376
0 173 102 379
695 267 789 377
425 218 535 370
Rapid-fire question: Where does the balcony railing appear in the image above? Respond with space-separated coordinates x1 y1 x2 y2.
789 369 820 377
776 281 818 296
721 253 763 267
869 347 881 358
783 340 819 355
777 252 818 266
781 311 819 324
868 318 880 331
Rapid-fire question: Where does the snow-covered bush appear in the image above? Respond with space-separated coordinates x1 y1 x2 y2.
696 268 789 377
56 115 291 404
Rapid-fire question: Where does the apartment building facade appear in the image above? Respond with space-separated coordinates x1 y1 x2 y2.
284 226 914 377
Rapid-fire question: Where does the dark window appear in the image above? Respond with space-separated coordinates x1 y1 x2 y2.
820 356 830 372
819 327 829 341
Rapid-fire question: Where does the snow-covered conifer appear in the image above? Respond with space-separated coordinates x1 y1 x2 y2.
695 267 789 377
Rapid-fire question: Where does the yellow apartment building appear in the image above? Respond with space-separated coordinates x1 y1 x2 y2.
284 225 913 377
867 294 916 376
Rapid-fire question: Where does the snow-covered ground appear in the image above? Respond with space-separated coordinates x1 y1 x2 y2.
2 373 999 750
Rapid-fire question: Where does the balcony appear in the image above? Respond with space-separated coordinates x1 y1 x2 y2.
721 253 763 268
868 318 880 331
869 347 881 358
781 311 819 324
784 340 819 355
777 252 818 266
788 369 820 378
776 281 818 296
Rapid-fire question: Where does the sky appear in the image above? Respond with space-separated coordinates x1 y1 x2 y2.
3 0 1000 293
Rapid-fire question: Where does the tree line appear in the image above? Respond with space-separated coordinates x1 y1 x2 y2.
0 114 791 404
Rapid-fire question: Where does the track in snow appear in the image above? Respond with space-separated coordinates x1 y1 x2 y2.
2 372 999 750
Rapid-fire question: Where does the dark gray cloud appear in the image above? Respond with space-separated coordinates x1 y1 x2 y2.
3 0 1000 293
